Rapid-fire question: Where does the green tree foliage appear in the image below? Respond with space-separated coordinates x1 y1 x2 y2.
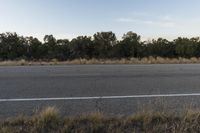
93 32 117 58
43 35 57 59
0 31 200 60
69 36 94 59
56 39 70 60
26 37 43 59
175 37 199 58
0 32 27 60
147 38 176 57
115 32 141 58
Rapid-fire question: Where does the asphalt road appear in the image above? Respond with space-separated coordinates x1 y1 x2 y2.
1 64 200 117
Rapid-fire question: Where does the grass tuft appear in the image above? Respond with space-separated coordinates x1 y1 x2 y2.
32 107 60 133
1 107 200 132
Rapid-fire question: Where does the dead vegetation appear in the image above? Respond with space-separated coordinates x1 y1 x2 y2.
1 57 200 66
1 107 200 132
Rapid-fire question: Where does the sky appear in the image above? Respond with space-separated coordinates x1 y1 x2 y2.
1 0 200 40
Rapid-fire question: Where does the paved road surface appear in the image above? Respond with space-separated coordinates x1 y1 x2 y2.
0 64 200 117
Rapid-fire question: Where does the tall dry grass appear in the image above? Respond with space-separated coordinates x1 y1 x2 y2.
1 57 200 66
1 107 200 132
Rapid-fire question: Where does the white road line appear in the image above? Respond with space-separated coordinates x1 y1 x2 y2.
1 93 200 102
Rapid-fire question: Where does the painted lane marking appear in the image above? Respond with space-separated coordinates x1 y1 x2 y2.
1 93 200 102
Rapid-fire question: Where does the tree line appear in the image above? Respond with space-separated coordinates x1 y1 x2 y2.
0 31 200 61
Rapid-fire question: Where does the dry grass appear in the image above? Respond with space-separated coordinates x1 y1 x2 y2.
1 107 200 132
1 57 200 66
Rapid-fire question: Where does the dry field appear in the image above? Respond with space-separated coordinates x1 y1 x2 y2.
1 57 200 66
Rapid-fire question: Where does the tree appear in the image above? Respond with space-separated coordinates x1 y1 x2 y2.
117 31 141 58
148 38 175 57
0 32 27 60
93 32 116 58
43 35 57 59
56 39 70 60
69 36 94 59
175 37 199 58
26 37 43 59
1 31 200 60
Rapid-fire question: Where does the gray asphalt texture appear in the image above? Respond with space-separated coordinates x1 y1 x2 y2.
1 64 200 118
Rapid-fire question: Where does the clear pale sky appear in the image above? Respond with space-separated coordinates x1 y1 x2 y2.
1 0 200 40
